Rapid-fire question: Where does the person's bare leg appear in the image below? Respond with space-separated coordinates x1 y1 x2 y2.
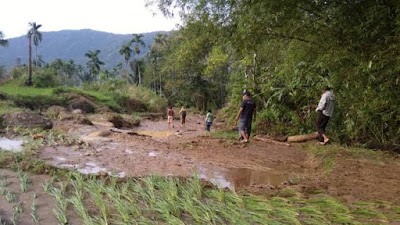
322 134 329 145
240 130 248 142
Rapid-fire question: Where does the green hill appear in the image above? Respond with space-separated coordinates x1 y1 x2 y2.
0 29 165 69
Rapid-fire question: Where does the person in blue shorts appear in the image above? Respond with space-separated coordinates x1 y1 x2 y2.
235 91 256 143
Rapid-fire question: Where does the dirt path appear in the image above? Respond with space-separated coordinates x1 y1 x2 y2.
33 112 400 204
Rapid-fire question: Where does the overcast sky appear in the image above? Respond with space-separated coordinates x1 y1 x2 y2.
0 0 180 38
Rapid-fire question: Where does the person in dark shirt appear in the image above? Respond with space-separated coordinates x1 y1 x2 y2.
235 91 256 142
167 106 175 128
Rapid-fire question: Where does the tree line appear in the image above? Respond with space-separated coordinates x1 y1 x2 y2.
143 0 400 146
1 0 399 146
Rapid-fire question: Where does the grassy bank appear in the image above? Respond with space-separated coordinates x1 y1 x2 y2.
0 81 167 115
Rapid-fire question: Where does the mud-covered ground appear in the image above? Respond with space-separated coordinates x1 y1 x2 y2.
32 112 400 205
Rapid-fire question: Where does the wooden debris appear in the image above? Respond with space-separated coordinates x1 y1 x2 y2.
254 136 291 146
287 132 319 143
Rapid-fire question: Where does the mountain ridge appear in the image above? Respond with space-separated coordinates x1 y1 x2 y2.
0 29 166 69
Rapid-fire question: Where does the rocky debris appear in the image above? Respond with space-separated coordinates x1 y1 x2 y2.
72 109 83 114
47 105 68 114
58 111 93 125
46 105 68 118
1 112 53 129
107 114 140 129
68 98 95 113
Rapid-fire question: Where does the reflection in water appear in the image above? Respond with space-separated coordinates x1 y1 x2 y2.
198 167 288 190
228 168 288 188
0 137 24 152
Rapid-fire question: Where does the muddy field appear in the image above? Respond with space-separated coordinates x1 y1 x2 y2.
1 111 400 224
29 112 400 204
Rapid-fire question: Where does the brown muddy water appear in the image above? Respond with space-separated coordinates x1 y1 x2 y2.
136 130 174 138
197 166 289 190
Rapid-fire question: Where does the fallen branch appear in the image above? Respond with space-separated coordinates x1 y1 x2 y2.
254 136 291 147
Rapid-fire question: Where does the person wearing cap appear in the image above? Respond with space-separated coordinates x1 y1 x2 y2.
315 87 335 145
235 91 256 142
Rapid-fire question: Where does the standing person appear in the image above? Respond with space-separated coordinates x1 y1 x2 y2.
205 110 214 132
315 87 335 145
235 91 256 143
179 106 187 127
167 106 175 128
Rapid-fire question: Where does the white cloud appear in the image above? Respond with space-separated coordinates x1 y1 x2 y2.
0 0 180 38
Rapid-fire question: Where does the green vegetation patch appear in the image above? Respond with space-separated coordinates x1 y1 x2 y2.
210 130 238 140
302 143 398 173
0 100 24 116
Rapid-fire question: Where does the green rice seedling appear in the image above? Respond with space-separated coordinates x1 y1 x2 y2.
5 189 16 203
53 208 68 225
69 195 95 225
85 180 110 225
70 180 84 200
209 201 249 225
14 203 23 214
0 216 7 225
103 184 139 223
155 199 185 225
120 189 142 218
139 176 157 207
17 170 30 192
49 183 70 225
184 176 203 199
0 175 8 190
297 205 329 224
50 187 68 211
156 178 181 218
10 212 18 225
42 181 54 193
31 194 39 224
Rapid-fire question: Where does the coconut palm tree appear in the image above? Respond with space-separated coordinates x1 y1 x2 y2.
30 22 42 66
84 50 104 81
119 44 132 70
130 34 145 85
152 33 167 95
0 31 8 47
26 22 42 86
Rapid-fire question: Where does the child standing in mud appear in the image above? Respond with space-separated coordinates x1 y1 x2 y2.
205 110 214 132
167 106 175 128
179 106 187 127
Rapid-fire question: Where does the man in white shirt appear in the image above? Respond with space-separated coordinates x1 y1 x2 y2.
315 87 335 145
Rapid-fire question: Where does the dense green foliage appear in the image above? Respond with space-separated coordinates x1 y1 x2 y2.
145 0 400 145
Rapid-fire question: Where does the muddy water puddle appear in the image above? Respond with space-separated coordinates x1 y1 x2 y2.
198 167 289 190
136 130 174 138
0 137 24 152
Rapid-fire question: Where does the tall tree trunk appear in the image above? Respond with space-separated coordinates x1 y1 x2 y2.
159 70 162 96
138 64 141 86
35 45 38 67
27 35 33 86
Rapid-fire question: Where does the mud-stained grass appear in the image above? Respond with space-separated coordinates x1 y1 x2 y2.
38 173 400 225
303 143 399 173
210 130 238 140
